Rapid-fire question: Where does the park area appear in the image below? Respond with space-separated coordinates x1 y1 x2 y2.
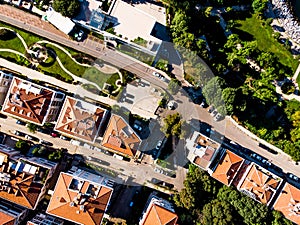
0 21 122 92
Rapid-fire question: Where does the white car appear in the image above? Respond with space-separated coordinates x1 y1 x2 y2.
152 72 161 77
156 141 162 150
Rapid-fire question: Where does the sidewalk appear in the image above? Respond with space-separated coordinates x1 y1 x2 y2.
0 58 116 105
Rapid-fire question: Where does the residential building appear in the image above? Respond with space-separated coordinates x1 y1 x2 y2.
186 131 221 171
0 71 13 106
0 198 28 225
101 114 141 158
273 183 300 225
237 163 283 206
2 77 65 125
0 145 57 210
211 149 245 186
55 97 108 143
27 213 64 225
46 168 114 225
139 194 178 225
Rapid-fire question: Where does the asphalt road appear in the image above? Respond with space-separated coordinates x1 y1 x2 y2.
0 6 300 186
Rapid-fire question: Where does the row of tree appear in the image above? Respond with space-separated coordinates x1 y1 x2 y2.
173 165 293 225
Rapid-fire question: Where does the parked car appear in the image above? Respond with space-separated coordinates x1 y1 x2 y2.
152 71 161 77
0 113 7 119
50 132 58 138
16 120 26 125
200 101 206 108
210 109 218 117
261 159 271 167
39 139 53 146
60 135 71 141
133 124 142 131
156 140 162 150
214 113 223 121
76 30 84 41
287 173 299 182
208 105 215 113
25 134 33 140
250 153 262 161
258 143 278 155
13 130 25 137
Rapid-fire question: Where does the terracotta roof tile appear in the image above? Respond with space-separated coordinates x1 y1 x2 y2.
142 204 178 225
0 211 15 225
2 77 55 125
55 97 107 143
239 163 282 205
273 183 300 224
47 173 113 225
101 114 141 157
212 150 244 186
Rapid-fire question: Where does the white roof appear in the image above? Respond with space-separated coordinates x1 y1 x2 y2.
46 7 75 34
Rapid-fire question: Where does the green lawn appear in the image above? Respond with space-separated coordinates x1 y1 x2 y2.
0 35 26 53
44 44 88 77
235 14 298 72
0 21 41 47
0 51 30 65
82 67 120 89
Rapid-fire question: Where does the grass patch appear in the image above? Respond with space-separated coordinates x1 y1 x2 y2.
235 14 298 72
44 44 88 77
0 35 26 53
132 37 148 48
117 44 154 65
0 21 41 47
0 51 30 66
83 67 120 90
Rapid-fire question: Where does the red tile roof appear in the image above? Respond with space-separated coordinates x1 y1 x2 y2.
273 183 300 225
212 150 244 186
141 203 178 225
238 163 282 205
101 114 141 157
47 173 113 225
55 97 107 142
0 211 15 225
2 77 55 125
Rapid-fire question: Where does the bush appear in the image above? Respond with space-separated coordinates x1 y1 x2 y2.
0 29 16 40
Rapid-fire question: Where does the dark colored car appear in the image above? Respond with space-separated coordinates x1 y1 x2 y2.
16 120 26 125
258 143 278 155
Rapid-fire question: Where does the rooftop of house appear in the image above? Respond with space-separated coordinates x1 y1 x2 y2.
140 196 178 225
47 172 113 225
273 183 300 225
2 77 55 125
0 149 55 209
238 163 282 206
55 97 107 143
0 211 15 225
212 149 244 186
101 114 141 157
186 131 221 170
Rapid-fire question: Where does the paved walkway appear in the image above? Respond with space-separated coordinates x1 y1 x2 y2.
0 58 116 105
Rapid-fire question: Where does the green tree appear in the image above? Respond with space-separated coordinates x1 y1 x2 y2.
202 77 226 111
27 123 37 133
15 140 30 154
201 199 236 225
168 78 181 94
52 0 80 18
252 0 268 15
222 87 237 115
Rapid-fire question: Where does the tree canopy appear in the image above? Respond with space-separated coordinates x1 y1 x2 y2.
52 0 80 18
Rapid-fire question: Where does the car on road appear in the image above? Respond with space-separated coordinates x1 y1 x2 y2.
16 120 26 125
37 128 50 134
214 113 223 121
210 109 218 117
152 71 161 77
287 173 299 182
0 113 7 119
156 140 162 150
60 135 71 141
167 101 176 110
50 132 58 138
13 130 25 137
133 124 142 132
39 139 53 146
250 153 262 161
261 159 272 167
